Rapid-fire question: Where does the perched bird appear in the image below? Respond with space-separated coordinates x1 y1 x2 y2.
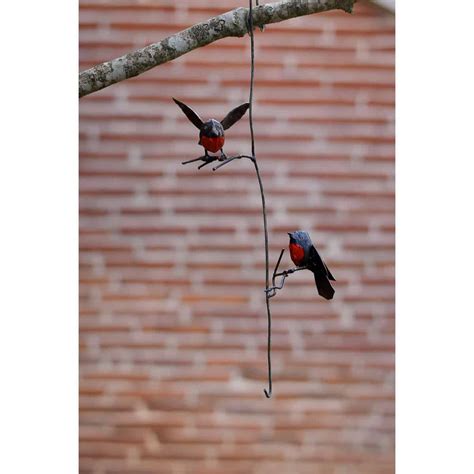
173 98 249 161
288 231 336 300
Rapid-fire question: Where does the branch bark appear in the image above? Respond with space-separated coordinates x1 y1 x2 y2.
79 0 356 98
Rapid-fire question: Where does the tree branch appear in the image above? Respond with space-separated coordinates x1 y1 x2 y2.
79 0 356 98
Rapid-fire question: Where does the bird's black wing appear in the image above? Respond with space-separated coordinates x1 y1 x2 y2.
221 103 250 130
172 98 204 129
309 245 336 281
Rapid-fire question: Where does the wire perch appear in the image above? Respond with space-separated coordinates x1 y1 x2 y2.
181 154 255 171
265 249 308 298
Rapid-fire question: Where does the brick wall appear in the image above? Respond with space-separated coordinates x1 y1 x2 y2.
79 1 395 472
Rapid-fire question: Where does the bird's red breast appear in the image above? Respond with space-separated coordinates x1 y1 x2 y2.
289 242 305 266
200 135 225 153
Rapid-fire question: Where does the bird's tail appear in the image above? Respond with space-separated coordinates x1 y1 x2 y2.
314 273 335 300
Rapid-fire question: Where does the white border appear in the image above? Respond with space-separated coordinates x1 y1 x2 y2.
397 1 474 472
0 1 78 472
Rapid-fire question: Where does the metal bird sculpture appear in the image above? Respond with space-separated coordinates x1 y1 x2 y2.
173 98 249 168
288 231 336 300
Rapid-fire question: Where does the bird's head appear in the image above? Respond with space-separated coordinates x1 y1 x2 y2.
202 119 224 138
288 230 312 247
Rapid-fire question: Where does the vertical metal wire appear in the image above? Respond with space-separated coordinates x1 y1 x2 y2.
247 0 272 399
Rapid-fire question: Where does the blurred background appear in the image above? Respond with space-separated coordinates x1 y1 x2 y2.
79 1 394 473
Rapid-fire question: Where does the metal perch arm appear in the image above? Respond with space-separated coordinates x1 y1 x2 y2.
265 249 308 298
181 154 255 171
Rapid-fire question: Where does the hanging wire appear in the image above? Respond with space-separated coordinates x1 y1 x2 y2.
247 0 273 399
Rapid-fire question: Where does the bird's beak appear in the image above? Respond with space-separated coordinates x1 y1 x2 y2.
288 232 292 237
